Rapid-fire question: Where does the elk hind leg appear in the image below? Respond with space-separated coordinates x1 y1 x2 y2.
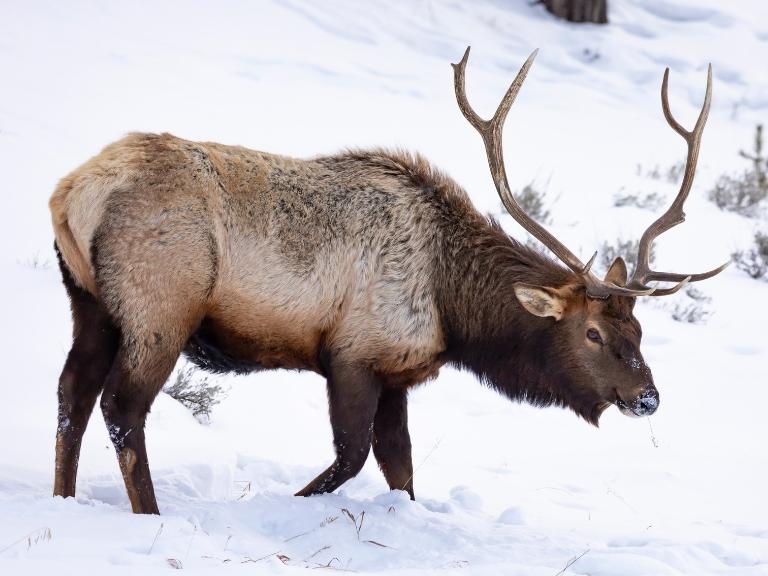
100 325 195 514
97 292 204 514
93 179 217 513
54 247 120 498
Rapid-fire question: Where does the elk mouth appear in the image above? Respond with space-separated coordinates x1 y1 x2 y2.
614 389 659 417
614 396 638 417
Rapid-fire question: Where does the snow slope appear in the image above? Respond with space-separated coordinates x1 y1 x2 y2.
1 0 767 574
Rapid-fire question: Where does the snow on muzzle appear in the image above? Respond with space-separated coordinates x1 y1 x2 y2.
616 387 659 417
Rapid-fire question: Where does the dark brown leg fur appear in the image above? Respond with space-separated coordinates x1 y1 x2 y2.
54 247 120 498
372 387 414 499
100 345 181 515
296 357 382 496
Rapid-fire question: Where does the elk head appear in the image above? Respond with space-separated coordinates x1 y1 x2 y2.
452 47 727 419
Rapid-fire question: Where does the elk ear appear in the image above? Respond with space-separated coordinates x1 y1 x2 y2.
604 257 628 287
513 283 567 320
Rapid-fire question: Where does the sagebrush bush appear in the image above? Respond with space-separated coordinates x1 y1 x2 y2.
732 231 768 279
708 170 767 217
708 125 768 217
633 161 685 183
19 253 52 270
613 190 665 211
163 365 226 423
665 161 686 184
669 286 712 324
739 124 767 186
598 238 654 273
514 182 551 224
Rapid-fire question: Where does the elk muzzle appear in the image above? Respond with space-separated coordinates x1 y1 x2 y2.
616 386 659 417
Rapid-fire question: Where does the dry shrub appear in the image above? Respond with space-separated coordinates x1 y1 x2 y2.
514 181 551 224
733 231 768 279
709 125 768 217
708 170 767 217
598 238 654 274
613 190 665 211
163 365 226 423
669 286 712 324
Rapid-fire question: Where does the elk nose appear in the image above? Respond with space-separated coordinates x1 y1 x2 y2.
634 389 659 416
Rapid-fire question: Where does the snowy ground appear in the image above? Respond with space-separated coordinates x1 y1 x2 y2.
1 0 767 574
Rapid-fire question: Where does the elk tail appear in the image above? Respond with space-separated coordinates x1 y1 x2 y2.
49 177 98 295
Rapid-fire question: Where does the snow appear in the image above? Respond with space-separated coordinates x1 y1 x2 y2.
1 0 767 574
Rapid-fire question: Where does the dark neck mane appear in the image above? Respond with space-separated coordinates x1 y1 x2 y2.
436 217 605 425
337 148 606 423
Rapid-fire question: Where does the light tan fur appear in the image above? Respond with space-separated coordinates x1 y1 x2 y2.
51 133 450 379
512 283 571 320
50 139 146 294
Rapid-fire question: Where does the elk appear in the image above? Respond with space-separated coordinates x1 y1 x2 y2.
50 48 726 514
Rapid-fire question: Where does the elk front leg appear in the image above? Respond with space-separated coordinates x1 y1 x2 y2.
372 387 414 499
295 359 382 497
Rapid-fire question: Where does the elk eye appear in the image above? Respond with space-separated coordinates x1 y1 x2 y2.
586 328 603 344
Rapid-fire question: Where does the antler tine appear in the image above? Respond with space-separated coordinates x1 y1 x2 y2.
646 276 690 297
452 47 655 299
645 260 729 284
627 64 729 293
452 46 575 273
452 47 486 133
489 49 539 131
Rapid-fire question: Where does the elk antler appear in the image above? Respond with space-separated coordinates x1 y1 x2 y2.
625 65 729 295
452 47 654 299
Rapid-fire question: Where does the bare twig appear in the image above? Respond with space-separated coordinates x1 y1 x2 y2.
357 511 365 538
339 508 393 548
313 556 356 571
364 540 394 549
340 508 364 540
184 523 198 561
234 480 251 501
341 508 356 525
606 488 637 514
284 515 338 542
304 545 332 561
201 554 232 563
0 527 53 555
553 548 590 576
148 522 164 555
242 550 281 564
402 436 444 491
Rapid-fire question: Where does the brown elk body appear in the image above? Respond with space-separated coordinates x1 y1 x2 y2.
50 50 726 514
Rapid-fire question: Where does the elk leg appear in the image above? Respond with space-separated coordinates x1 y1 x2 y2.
88 181 216 513
100 341 181 515
54 248 120 498
295 358 382 497
372 387 414 499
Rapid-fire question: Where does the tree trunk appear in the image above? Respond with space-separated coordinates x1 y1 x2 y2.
542 0 608 24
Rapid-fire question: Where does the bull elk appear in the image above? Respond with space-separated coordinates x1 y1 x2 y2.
50 47 726 514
